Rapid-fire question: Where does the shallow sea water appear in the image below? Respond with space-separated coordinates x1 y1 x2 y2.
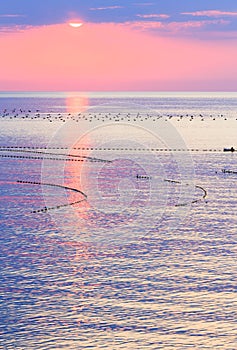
0 92 237 349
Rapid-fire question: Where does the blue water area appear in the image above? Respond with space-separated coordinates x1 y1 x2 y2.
0 93 237 349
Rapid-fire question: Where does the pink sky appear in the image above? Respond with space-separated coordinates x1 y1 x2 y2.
0 22 237 91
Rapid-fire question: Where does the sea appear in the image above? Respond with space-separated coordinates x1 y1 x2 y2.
0 92 237 349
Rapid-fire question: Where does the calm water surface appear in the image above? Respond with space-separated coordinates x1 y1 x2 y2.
0 92 237 349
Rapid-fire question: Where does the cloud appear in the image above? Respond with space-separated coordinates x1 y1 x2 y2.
0 25 29 34
137 14 170 19
168 19 230 31
90 6 123 11
0 2 236 37
124 19 230 32
182 10 237 18
0 14 24 18
126 21 163 30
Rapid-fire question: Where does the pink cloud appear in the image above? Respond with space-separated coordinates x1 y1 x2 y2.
182 10 237 17
126 21 163 30
167 19 230 31
0 25 29 34
124 19 229 32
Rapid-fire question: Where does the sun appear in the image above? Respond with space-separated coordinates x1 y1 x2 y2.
69 22 83 28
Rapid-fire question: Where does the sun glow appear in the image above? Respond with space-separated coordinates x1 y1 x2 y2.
69 22 83 28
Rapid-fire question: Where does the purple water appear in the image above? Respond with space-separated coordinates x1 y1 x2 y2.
0 92 237 349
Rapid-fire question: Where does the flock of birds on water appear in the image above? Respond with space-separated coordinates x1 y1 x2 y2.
0 108 235 123
0 107 236 214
